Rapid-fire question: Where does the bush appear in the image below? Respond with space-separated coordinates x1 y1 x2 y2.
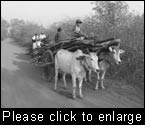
1 18 9 41
47 13 144 89
8 2 144 89
10 19 46 47
46 2 144 89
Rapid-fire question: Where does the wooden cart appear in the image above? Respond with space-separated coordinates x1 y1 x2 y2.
29 37 120 66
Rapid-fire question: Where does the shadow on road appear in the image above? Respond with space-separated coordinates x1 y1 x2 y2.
10 52 74 99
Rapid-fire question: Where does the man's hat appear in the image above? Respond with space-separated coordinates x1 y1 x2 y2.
76 20 82 24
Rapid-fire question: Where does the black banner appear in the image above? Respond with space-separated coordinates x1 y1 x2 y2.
0 108 145 125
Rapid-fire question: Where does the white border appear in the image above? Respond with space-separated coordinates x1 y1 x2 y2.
0 0 149 129
145 0 150 127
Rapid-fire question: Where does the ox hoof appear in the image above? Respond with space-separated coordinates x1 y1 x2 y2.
64 86 67 89
102 87 105 90
79 95 83 99
72 95 76 99
95 87 98 91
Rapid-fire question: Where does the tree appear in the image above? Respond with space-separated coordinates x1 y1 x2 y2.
92 1 129 36
1 17 9 41
10 18 25 27
9 18 46 46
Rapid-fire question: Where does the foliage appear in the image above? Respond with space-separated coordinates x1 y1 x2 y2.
91 1 144 89
1 17 9 41
5 1 144 89
10 19 46 47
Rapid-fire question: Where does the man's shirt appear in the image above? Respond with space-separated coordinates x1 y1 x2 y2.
55 32 62 42
39 34 46 40
32 35 39 41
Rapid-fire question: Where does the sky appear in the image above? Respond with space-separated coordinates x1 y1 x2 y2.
1 1 144 28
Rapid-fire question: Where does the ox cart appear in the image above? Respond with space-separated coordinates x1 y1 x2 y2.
29 37 121 67
29 37 121 81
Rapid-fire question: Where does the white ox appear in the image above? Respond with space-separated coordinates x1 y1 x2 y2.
54 49 99 99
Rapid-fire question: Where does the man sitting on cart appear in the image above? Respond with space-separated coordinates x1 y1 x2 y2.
29 34 39 57
32 33 39 42
72 20 88 40
55 27 63 43
39 32 47 45
32 33 44 58
32 33 40 48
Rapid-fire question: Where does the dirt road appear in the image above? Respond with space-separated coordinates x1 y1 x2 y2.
1 39 144 108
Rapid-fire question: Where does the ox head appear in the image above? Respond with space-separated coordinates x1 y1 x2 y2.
76 52 99 72
108 46 125 64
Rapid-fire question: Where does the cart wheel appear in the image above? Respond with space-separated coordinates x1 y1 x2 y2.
43 50 54 63
42 50 54 81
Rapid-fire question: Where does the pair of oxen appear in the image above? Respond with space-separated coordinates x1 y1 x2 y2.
44 40 125 99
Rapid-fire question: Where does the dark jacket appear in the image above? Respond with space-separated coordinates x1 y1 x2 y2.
55 32 62 42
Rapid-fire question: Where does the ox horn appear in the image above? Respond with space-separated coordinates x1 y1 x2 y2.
83 54 90 58
109 46 113 52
